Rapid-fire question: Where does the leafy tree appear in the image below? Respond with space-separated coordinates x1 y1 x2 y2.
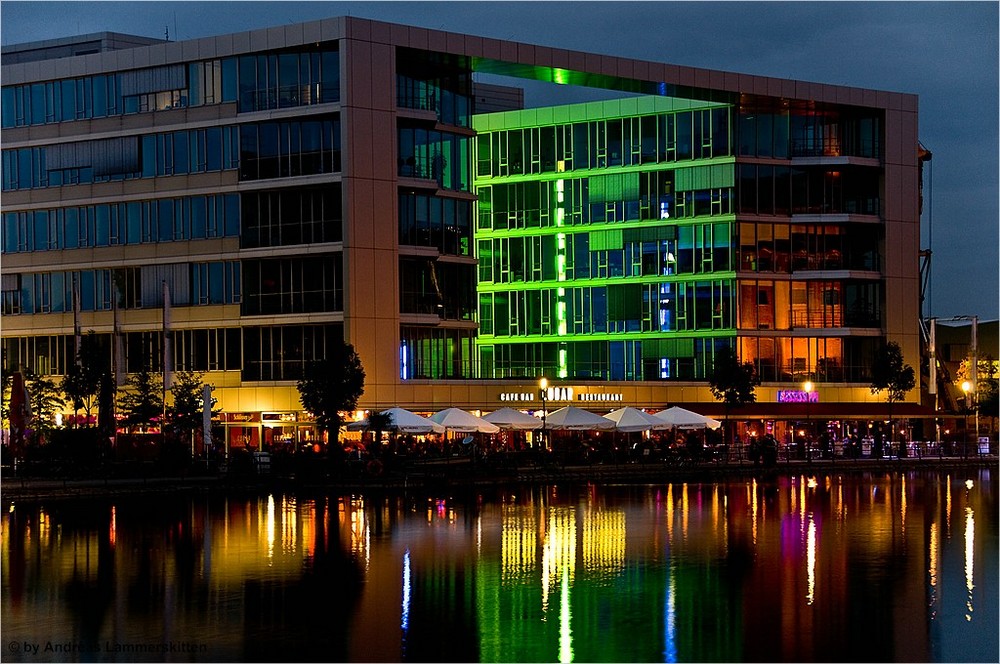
708 346 760 446
168 371 218 445
869 341 916 448
117 367 163 433
0 372 12 431
24 370 65 443
297 342 366 446
63 331 108 425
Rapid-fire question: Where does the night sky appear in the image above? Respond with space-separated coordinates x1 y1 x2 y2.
3 1 997 322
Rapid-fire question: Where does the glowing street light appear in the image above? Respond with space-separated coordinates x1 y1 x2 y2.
539 377 548 450
803 380 814 463
962 380 972 458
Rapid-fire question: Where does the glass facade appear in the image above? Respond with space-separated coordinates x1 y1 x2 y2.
472 95 887 384
1 41 344 394
1 46 339 128
473 99 738 381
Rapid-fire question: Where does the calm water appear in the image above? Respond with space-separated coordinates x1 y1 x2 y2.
2 470 997 663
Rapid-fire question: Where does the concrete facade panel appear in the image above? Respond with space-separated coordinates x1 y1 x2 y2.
426 28 448 52
321 17 345 42
231 30 251 54
370 43 395 112
445 31 465 55
348 109 375 180
767 77 783 98
480 37 503 60
500 40 519 63
347 40 374 108
518 43 537 64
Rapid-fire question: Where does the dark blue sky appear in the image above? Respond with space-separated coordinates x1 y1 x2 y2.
3 1 997 322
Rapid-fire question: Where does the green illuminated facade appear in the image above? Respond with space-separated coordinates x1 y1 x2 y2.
474 93 888 385
474 97 736 381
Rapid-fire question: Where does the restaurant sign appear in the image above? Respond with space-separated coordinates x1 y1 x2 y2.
777 390 819 403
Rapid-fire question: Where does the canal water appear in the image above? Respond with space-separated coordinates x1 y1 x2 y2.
2 469 996 663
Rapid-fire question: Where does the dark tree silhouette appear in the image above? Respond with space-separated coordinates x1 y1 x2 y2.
869 341 916 451
296 341 365 447
709 346 760 447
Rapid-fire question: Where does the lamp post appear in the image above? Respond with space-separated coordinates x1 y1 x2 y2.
962 380 972 459
539 377 548 450
803 380 813 463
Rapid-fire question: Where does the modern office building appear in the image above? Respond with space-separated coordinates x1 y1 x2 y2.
1 16 929 451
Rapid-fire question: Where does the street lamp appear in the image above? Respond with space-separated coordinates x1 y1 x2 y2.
539 377 548 450
803 380 813 463
962 380 972 458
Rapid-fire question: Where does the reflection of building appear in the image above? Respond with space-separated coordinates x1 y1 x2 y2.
2 16 927 439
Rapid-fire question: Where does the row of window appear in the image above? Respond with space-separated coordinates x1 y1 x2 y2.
478 279 734 338
242 256 344 316
476 168 733 232
477 222 733 284
238 117 341 181
737 280 882 330
396 49 472 128
1 262 240 315
737 164 880 217
399 258 476 320
738 335 881 383
474 107 732 178
1 323 343 382
241 186 342 248
737 221 881 273
398 192 472 254
1 187 344 255
1 47 340 128
477 336 729 382
399 325 477 380
1 194 239 254
2 116 341 191
737 102 883 160
1 254 345 317
397 125 471 192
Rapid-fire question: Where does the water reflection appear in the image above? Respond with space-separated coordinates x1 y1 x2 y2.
2 470 997 663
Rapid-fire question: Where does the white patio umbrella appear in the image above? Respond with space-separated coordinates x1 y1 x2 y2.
653 406 722 430
544 406 617 431
603 406 672 433
345 407 445 434
482 407 544 430
429 407 500 434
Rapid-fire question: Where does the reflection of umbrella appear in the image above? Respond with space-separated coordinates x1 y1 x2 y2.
482 407 543 430
603 406 671 432
345 407 445 434
653 406 721 430
429 408 500 434
545 406 616 431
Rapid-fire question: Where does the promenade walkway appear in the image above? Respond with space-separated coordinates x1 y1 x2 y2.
2 452 995 501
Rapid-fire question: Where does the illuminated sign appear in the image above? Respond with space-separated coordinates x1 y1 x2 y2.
499 392 535 402
777 390 819 403
543 386 574 401
577 393 624 402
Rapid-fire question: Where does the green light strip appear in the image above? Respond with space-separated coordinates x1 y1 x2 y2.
555 178 568 377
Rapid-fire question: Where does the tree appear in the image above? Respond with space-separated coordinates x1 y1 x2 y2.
297 342 366 446
117 367 163 433
168 371 218 448
708 346 760 447
63 331 108 425
24 370 66 443
869 341 916 450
